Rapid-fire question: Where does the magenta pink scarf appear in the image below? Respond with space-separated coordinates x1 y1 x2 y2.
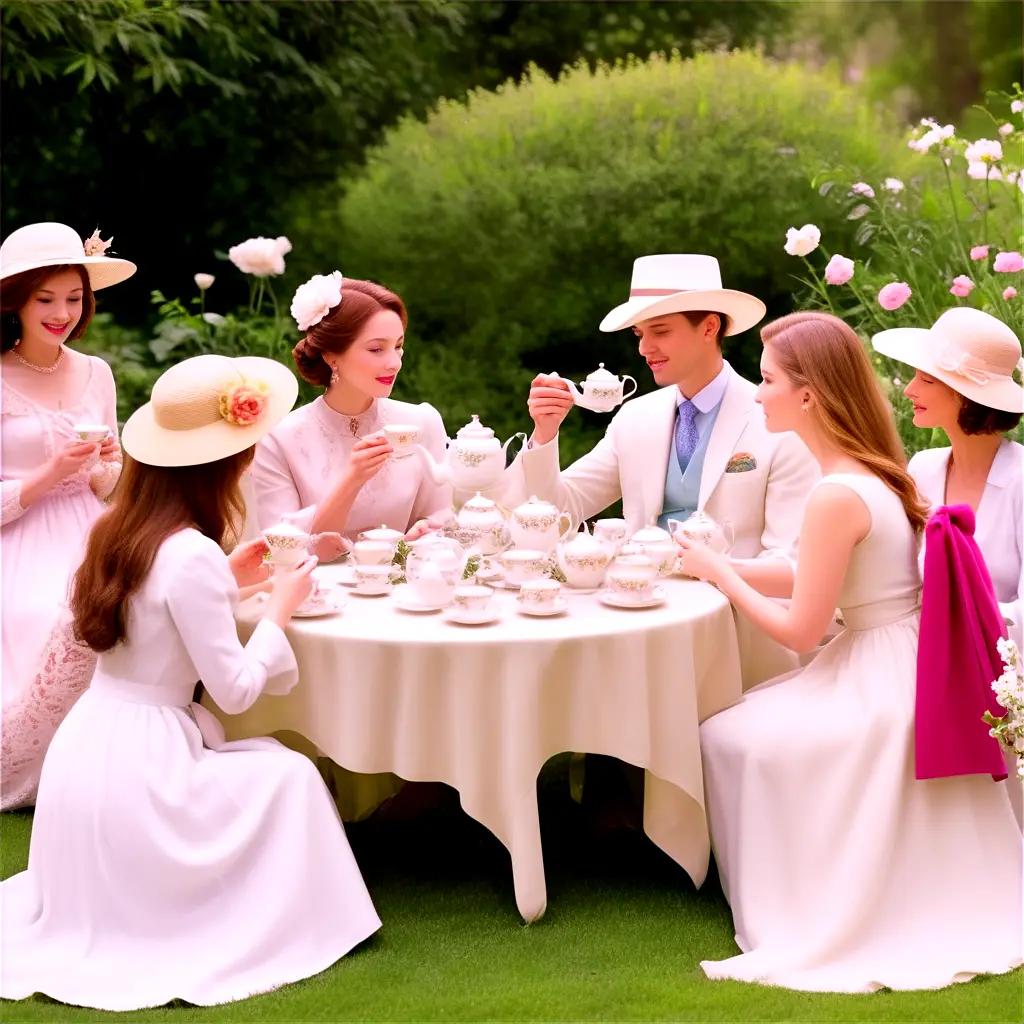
916 504 1007 781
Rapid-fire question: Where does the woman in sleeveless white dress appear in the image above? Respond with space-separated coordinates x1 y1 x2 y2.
676 313 1022 992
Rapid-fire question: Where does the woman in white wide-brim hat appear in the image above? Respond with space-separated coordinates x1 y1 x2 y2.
0 354 381 1011
873 307 1024 649
0 222 137 809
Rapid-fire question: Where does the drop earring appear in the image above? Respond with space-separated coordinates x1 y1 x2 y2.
330 366 339 386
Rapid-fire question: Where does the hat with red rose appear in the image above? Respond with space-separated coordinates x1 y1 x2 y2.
122 354 298 467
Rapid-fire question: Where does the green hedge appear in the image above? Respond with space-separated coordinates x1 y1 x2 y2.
322 50 911 458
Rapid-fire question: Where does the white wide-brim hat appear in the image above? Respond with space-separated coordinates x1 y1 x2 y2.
122 355 298 467
599 254 766 336
0 221 136 290
873 307 1023 414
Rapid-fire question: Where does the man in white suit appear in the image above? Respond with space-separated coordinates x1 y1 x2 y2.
511 254 819 685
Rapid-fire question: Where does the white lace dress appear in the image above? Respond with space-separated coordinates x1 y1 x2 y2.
1 358 120 809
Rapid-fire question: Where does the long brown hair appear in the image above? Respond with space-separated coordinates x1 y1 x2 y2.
292 277 407 387
1 265 96 352
71 448 253 651
762 311 929 533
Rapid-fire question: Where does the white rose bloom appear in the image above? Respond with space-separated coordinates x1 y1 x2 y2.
228 235 292 277
783 224 821 257
291 271 344 331
194 273 215 291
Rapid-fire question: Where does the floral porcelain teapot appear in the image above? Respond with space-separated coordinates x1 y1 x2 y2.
509 495 573 553
629 522 677 576
455 492 510 555
556 523 613 590
415 414 525 492
562 364 638 413
404 535 467 606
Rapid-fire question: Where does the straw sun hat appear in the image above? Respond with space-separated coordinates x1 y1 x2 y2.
0 222 136 290
873 307 1024 414
122 355 298 468
599 254 766 336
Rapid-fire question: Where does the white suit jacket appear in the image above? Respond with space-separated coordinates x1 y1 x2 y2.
909 440 1023 648
507 364 818 560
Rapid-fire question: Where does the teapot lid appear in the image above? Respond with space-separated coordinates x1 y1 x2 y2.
584 362 619 383
362 523 404 541
563 529 607 555
463 491 497 512
516 494 558 513
456 414 495 441
631 523 672 543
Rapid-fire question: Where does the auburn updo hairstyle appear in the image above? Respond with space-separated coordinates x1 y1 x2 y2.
292 278 408 387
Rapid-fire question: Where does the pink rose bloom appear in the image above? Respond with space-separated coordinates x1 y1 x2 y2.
949 275 974 297
1003 286 1018 301
994 251 1024 273
824 254 855 286
878 282 912 311
219 383 268 426
969 245 990 261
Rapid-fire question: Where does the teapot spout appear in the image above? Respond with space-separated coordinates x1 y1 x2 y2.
563 378 585 404
413 443 452 487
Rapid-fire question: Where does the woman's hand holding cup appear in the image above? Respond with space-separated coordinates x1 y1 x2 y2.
346 434 393 487
264 556 319 626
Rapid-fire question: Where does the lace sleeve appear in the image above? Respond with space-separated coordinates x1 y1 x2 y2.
1 480 27 526
89 460 121 501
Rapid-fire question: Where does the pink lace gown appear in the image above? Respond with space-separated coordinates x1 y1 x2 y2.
1 357 120 810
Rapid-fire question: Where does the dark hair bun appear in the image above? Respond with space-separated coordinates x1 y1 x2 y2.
292 336 331 387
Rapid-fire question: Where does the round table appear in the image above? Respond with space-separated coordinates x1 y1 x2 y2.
211 567 743 922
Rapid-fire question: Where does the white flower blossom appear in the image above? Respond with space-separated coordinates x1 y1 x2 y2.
882 177 904 193
228 235 292 277
290 270 343 331
965 139 1003 164
783 224 821 257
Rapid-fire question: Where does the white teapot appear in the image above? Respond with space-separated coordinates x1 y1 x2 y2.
667 511 731 553
415 414 525 492
404 535 466 606
563 364 638 413
509 495 572 553
556 523 613 590
455 492 509 555
629 523 677 577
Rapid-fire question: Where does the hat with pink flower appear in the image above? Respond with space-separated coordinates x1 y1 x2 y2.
0 222 135 290
121 354 298 467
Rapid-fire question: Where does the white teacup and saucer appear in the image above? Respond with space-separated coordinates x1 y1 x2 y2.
446 584 500 625
515 578 568 617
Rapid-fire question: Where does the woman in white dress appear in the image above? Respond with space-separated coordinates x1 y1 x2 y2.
873 308 1023 648
0 354 380 1011
0 222 135 809
253 273 452 541
676 312 1021 992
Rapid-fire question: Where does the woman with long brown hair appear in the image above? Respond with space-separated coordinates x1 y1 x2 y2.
0 222 135 809
675 312 1021 991
1 354 380 1011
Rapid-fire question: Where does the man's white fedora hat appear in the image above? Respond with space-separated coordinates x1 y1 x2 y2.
873 307 1023 414
0 222 136 290
599 254 766 335
122 355 298 468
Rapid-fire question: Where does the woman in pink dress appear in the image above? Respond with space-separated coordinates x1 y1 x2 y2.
0 222 135 809
1 354 380 1010
676 312 1021 992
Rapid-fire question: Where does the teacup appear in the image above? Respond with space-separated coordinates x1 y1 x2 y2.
605 566 655 603
452 584 493 615
354 564 392 594
263 522 311 567
498 549 548 586
73 422 111 443
593 518 628 553
296 577 324 610
352 539 396 565
383 423 420 458
518 578 562 609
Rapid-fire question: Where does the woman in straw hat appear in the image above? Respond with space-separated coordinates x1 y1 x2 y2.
0 222 135 809
0 354 380 1011
873 307 1023 648
676 312 1021 992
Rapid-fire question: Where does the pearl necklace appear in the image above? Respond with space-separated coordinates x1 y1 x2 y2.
11 344 65 374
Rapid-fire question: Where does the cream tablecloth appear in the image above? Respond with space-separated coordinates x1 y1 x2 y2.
211 570 743 922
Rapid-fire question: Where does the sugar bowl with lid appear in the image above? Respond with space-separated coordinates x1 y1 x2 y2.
455 492 509 555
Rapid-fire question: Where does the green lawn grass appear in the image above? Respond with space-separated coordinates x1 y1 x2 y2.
2 761 1021 1023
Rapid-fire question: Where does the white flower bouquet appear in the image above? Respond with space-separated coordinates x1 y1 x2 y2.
984 637 1024 779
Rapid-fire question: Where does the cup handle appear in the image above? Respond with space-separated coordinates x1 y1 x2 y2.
621 376 638 400
558 512 573 538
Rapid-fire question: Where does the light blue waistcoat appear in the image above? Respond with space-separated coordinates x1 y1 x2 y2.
656 401 723 530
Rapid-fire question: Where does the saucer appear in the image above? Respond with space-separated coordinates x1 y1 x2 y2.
392 585 449 613
445 606 500 626
352 584 392 598
334 565 360 586
516 596 569 617
598 585 666 610
292 592 346 618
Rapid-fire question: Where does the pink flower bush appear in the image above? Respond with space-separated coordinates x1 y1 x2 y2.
824 254 855 285
949 275 974 297
219 380 269 426
970 245 990 261
878 282 912 311
1004 287 1018 301
994 251 1024 273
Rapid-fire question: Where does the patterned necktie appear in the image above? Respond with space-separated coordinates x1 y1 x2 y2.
675 400 700 475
